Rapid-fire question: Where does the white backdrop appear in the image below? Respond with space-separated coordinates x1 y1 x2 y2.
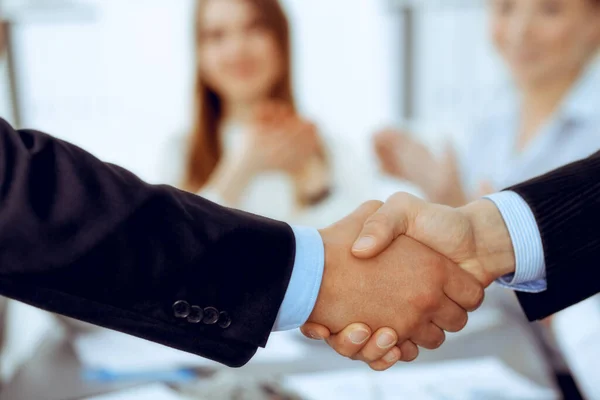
7 0 509 181
412 5 507 134
8 0 402 182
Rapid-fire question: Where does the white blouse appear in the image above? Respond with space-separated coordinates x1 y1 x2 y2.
164 122 375 229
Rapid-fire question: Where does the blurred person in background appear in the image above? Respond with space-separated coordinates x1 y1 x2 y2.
367 0 600 398
164 0 369 228
0 0 368 393
160 0 370 397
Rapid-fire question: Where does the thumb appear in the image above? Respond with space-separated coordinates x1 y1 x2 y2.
351 193 422 259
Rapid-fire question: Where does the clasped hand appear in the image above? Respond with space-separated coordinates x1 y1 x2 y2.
301 193 513 371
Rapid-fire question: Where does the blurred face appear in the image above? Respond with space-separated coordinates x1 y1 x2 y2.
491 0 600 86
197 0 284 104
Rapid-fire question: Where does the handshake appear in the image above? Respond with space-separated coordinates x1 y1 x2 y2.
302 193 516 371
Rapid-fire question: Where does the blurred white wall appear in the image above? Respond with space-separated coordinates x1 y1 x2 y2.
284 0 401 142
11 0 194 181
8 0 509 182
411 4 507 151
9 0 402 183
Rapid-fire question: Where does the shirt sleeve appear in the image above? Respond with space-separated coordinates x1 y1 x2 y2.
484 191 547 293
272 226 325 331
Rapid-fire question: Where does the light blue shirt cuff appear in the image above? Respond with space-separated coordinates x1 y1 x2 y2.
484 191 547 293
272 226 324 331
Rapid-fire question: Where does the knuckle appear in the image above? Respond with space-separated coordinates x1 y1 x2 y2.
431 295 444 311
448 312 469 333
427 341 442 350
432 331 446 349
402 318 420 336
431 336 446 349
402 349 419 362
432 258 450 281
462 283 485 311
420 292 443 313
470 285 485 310
423 336 444 350
414 326 445 350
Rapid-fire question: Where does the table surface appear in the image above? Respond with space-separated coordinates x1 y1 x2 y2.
0 335 138 400
0 316 550 400
0 333 363 400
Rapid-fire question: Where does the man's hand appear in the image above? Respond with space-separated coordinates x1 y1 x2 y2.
302 193 514 369
301 321 420 370
305 201 484 370
351 192 516 286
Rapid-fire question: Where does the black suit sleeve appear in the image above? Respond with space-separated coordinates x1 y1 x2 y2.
508 150 600 321
0 118 296 367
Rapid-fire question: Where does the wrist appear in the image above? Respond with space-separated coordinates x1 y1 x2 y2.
308 230 333 327
459 199 516 283
307 229 353 333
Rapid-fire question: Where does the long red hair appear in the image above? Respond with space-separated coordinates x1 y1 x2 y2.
181 0 295 192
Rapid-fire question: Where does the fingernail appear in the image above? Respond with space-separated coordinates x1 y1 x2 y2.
349 329 370 344
384 350 398 363
377 332 396 349
353 236 375 251
308 331 322 340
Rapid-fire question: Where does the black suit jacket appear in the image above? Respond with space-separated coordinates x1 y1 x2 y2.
509 150 600 321
0 118 296 367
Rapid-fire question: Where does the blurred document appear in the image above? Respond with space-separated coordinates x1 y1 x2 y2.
83 384 182 400
284 358 558 400
74 330 305 373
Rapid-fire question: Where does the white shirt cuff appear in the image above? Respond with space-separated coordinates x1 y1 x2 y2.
272 226 324 331
484 191 547 293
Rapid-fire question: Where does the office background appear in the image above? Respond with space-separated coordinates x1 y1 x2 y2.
0 0 505 182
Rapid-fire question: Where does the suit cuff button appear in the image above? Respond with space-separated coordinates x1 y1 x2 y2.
202 307 219 325
218 311 232 329
172 300 191 319
187 305 204 323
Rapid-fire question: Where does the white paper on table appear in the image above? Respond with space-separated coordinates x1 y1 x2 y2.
83 384 183 400
74 330 305 372
284 358 559 400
